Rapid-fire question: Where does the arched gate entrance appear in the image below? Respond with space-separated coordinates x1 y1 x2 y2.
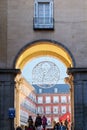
1 40 87 130
14 40 75 130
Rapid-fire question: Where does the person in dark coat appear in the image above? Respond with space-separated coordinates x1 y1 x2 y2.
28 116 33 126
54 122 60 130
16 126 22 130
59 122 67 130
35 114 42 130
27 115 35 130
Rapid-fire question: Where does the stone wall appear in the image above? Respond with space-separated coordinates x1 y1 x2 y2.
6 0 87 68
0 0 7 68
0 69 20 130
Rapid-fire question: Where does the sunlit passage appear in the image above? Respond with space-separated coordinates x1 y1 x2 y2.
15 41 74 130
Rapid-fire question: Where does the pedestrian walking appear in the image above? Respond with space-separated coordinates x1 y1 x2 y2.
59 122 67 130
27 115 35 130
16 126 22 130
64 119 69 130
54 122 60 130
42 115 47 130
35 114 42 130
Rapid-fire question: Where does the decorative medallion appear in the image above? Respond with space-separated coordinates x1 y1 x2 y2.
32 61 60 88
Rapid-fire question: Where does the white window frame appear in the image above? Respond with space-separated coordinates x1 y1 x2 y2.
45 106 51 114
34 0 54 29
46 96 51 103
61 96 67 103
53 96 59 103
53 106 58 114
54 88 58 93
37 106 44 114
61 106 66 114
39 88 42 93
37 96 43 104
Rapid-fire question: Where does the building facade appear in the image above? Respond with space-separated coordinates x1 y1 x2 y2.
0 0 87 130
17 76 71 129
35 84 71 126
15 75 36 129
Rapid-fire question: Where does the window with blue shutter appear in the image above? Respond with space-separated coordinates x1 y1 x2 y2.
34 0 54 30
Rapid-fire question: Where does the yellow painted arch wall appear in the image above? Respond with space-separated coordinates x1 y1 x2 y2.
15 41 74 69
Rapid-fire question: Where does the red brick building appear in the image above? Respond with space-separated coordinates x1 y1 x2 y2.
20 82 71 128
34 84 71 125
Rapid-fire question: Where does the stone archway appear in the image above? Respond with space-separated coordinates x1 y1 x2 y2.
14 40 75 69
14 40 75 129
0 40 87 130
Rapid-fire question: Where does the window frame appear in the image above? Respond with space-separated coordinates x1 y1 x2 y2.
45 96 51 103
53 106 58 114
37 96 43 104
61 106 66 114
45 106 51 114
61 96 67 103
53 96 59 103
37 106 44 114
34 0 54 30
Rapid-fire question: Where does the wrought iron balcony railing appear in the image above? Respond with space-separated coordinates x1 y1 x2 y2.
33 17 54 30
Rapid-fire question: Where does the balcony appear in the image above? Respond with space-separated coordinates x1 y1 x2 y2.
33 17 54 30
